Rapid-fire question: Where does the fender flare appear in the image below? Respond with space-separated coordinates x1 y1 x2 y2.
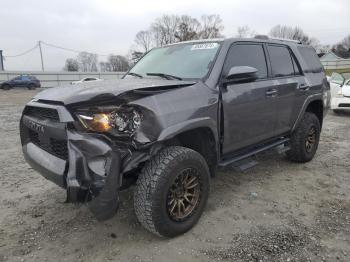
292 94 323 132
157 117 219 145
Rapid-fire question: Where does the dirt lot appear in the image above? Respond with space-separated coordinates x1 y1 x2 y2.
0 89 349 262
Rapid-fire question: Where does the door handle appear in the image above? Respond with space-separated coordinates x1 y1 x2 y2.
299 84 310 90
265 89 278 97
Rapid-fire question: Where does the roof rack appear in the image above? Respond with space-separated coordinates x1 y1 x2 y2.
254 35 302 44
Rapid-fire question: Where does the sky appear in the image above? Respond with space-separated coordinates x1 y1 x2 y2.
1 0 349 71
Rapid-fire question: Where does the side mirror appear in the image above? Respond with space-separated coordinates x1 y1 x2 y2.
224 66 258 84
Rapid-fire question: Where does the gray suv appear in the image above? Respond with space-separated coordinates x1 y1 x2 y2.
20 37 330 237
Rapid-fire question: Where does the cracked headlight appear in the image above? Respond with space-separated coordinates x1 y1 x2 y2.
77 106 142 135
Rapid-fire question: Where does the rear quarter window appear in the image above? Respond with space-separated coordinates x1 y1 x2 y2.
297 46 323 73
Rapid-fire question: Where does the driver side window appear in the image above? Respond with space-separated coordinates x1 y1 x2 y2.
223 43 268 79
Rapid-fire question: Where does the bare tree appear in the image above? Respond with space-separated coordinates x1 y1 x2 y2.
199 15 224 39
236 25 256 38
175 15 201 41
108 55 130 72
334 35 350 51
151 15 180 46
135 30 154 53
269 25 319 47
64 58 79 71
133 14 225 52
99 61 113 72
77 52 98 72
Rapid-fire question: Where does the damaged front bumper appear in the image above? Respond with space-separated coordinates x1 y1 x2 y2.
20 101 137 221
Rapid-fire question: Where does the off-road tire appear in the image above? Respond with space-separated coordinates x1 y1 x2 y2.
134 146 210 237
2 84 11 90
27 84 36 90
286 112 320 163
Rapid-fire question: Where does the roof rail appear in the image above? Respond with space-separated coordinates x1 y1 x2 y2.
254 35 302 44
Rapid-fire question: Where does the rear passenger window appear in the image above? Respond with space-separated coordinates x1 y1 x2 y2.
268 45 294 77
224 44 267 79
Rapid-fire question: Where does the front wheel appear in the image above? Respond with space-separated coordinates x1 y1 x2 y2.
286 112 321 163
27 84 36 90
134 146 210 237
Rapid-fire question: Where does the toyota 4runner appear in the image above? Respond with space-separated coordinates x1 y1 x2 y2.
20 37 330 237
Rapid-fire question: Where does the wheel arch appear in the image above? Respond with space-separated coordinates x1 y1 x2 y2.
292 95 324 132
158 120 219 176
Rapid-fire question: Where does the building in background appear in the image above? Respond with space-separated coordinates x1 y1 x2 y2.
320 50 350 76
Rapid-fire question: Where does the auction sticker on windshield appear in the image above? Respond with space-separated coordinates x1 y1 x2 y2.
191 43 219 50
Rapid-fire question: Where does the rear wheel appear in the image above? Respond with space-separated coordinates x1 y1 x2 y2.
27 83 36 90
286 112 320 163
134 146 210 237
2 84 11 90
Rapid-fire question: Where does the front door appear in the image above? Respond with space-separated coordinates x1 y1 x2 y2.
221 43 279 154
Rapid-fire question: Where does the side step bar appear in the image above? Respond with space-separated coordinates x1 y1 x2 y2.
218 138 290 167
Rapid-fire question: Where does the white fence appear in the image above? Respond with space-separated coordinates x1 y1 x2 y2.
0 71 126 88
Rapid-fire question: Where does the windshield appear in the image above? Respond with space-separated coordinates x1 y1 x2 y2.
128 42 221 80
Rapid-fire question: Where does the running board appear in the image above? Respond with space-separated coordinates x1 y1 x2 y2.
232 158 259 171
218 138 290 167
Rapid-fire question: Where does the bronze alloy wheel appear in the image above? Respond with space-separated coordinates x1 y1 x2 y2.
167 167 201 222
306 126 316 153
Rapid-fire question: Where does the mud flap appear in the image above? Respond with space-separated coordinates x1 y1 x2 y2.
66 131 121 221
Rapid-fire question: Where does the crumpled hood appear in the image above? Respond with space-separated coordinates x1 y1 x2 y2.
34 78 196 105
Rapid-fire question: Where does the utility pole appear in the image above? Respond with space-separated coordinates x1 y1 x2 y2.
38 41 45 71
0 50 4 71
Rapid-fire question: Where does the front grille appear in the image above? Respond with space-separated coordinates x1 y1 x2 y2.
50 138 68 160
339 103 350 108
24 106 59 121
28 130 68 160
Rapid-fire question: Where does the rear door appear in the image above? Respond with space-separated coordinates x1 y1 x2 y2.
266 44 303 135
12 76 23 87
221 43 279 154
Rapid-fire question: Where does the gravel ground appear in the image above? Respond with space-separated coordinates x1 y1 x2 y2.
0 89 349 262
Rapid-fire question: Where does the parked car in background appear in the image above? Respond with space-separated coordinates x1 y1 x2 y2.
0 75 41 90
71 77 102 85
330 72 350 112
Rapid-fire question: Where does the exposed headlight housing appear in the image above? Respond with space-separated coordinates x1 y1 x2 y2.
76 106 142 135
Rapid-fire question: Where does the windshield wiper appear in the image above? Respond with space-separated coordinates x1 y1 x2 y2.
146 73 182 80
127 72 143 78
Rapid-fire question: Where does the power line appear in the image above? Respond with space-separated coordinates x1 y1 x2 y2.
41 41 110 56
3 43 39 58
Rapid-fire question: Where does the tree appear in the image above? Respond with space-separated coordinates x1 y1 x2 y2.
108 55 129 72
135 30 154 53
333 35 350 51
199 15 224 39
174 15 201 42
133 14 225 52
151 15 180 46
269 25 319 47
64 58 79 71
77 52 98 72
236 25 256 38
99 61 112 72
